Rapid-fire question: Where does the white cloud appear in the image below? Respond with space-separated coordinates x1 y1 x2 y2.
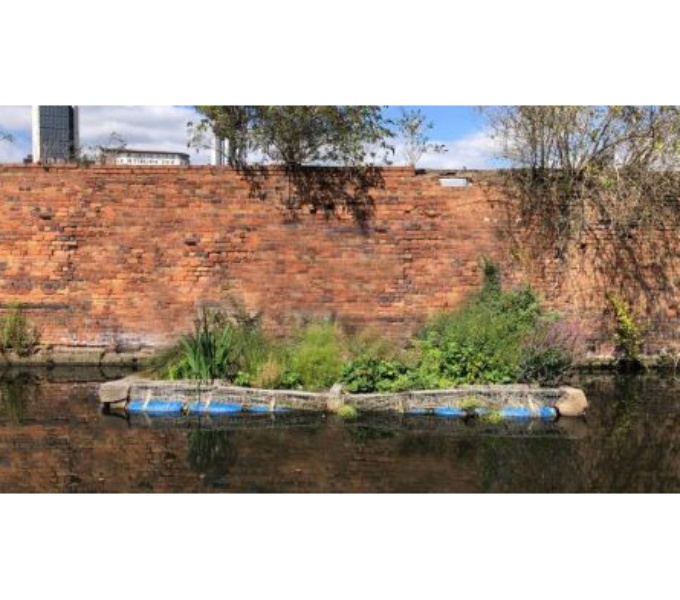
0 106 31 130
0 105 211 164
391 131 501 169
79 105 210 164
0 138 29 163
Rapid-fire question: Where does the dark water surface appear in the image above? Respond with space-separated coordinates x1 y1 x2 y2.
2 367 680 493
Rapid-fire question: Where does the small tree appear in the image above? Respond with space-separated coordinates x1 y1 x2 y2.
394 107 446 168
191 106 393 168
483 106 680 251
74 131 127 165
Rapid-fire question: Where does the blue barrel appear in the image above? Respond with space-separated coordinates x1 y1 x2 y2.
491 406 559 420
187 402 243 415
538 406 558 420
127 399 184 415
434 406 466 418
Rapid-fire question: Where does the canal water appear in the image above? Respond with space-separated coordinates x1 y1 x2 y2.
1 367 679 493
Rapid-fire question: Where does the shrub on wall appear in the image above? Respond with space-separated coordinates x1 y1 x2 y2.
0 304 40 357
607 293 644 370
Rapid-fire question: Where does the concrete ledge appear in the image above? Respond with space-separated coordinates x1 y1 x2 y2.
98 379 588 417
1 345 154 367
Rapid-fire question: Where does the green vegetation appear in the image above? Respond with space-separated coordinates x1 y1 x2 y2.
516 319 581 385
150 306 269 381
283 322 345 391
191 106 393 168
485 106 680 250
456 396 486 411
394 107 446 168
336 404 359 420
150 313 348 391
341 262 579 391
0 304 40 357
607 293 643 369
153 261 580 391
478 408 504 425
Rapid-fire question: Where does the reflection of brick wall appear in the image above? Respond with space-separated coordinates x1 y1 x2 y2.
0 165 678 354
0 380 482 493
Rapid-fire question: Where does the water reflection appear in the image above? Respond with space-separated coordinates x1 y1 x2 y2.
2 369 680 492
0 371 37 424
186 429 238 487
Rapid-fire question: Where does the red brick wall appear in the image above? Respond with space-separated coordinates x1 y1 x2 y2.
0 165 678 354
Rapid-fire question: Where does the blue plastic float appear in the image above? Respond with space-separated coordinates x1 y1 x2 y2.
499 406 557 420
127 399 184 416
433 406 467 418
187 402 243 415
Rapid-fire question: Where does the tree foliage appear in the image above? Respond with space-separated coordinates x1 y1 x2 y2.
394 107 446 167
487 106 680 173
191 106 393 167
484 106 680 247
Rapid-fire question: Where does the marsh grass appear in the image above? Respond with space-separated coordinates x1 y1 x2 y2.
0 304 40 357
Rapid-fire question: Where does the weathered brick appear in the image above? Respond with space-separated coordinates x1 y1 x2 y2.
0 165 676 354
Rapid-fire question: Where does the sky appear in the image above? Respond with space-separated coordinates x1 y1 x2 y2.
0 106 500 168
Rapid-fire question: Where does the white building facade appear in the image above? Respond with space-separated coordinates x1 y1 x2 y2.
101 149 190 166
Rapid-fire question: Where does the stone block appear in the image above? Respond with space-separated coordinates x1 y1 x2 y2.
555 387 588 417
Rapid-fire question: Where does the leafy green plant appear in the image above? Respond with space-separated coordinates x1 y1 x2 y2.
0 304 40 357
456 396 486 411
480 256 502 299
478 408 504 425
282 321 345 391
607 293 643 368
412 280 542 388
340 264 568 393
150 307 270 382
336 404 359 420
340 355 409 393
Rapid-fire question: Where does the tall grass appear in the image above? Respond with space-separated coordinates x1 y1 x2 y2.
0 304 40 357
149 307 270 382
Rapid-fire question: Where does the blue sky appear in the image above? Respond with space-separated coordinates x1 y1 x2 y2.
0 106 498 168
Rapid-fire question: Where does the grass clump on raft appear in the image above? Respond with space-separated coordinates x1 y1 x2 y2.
147 311 351 392
147 306 270 382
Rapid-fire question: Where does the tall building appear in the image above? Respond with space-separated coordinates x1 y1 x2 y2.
212 134 225 166
32 106 79 163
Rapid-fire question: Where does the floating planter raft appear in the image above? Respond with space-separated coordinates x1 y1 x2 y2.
99 378 588 420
